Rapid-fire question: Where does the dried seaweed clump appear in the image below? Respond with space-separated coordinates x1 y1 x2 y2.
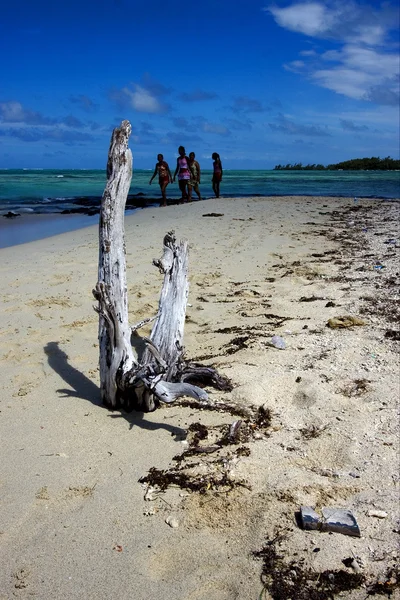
367 565 399 597
253 535 365 600
139 463 251 495
299 423 329 440
139 403 271 496
186 422 209 446
340 379 371 397
254 536 399 599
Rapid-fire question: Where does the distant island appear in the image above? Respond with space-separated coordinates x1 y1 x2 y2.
273 156 400 171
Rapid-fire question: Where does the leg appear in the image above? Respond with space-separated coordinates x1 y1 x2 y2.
160 181 168 207
179 179 188 202
194 183 202 200
187 184 193 202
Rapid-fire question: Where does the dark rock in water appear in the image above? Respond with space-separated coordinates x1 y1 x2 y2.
61 207 99 216
126 195 148 208
72 196 101 207
3 211 21 219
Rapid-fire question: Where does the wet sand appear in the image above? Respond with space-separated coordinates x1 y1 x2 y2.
0 213 104 249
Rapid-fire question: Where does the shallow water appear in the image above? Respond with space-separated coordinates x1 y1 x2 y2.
0 169 399 248
0 169 399 215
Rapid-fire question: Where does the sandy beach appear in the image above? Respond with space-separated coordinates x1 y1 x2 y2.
0 196 399 599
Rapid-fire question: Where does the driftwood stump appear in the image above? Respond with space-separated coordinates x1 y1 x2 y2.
93 121 230 412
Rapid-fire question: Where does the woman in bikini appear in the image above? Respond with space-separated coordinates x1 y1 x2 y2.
212 152 223 198
173 146 192 203
188 152 202 201
149 154 172 207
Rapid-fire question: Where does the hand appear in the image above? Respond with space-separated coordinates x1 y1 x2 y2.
149 180 152 185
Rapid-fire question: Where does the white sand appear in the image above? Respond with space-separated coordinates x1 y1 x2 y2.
0 196 399 599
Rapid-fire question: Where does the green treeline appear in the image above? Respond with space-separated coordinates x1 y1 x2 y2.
274 156 400 171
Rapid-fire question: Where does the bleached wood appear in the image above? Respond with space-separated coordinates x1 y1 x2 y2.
95 120 136 408
94 121 231 413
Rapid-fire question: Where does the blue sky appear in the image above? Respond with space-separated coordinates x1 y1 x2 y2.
0 0 399 169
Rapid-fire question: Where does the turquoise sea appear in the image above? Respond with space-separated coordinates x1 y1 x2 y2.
0 169 399 248
1 169 399 214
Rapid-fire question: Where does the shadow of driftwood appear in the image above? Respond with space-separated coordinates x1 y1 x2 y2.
44 341 185 438
108 411 186 438
44 341 100 405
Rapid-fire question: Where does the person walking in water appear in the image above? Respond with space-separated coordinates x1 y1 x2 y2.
212 152 223 198
188 152 202 201
149 154 172 207
173 146 192 203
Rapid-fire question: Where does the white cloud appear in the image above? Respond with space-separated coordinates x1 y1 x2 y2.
266 1 395 44
354 25 385 45
284 60 306 72
123 85 165 114
201 122 230 136
268 2 334 37
266 1 400 105
109 78 170 114
313 67 370 99
314 45 399 102
0 101 55 125
337 46 398 77
304 105 399 128
0 101 25 121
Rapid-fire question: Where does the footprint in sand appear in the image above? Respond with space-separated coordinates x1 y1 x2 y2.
292 385 318 408
28 296 75 308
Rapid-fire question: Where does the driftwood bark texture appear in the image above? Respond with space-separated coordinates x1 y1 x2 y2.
93 120 230 412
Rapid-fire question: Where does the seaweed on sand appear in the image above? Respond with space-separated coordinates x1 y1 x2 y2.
139 405 271 495
253 535 399 599
253 535 365 600
367 565 399 597
340 379 371 398
139 458 251 494
186 422 209 445
299 423 329 440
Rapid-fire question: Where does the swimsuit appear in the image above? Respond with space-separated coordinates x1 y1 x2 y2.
213 161 222 181
177 156 191 180
189 161 199 187
158 161 170 185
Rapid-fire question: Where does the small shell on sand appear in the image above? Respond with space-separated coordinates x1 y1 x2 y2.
165 516 179 528
367 510 388 519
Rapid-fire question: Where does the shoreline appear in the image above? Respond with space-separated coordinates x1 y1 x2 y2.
0 213 100 249
0 196 399 599
1 195 399 249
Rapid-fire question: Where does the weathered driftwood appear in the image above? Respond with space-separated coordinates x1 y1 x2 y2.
93 120 136 409
94 120 231 412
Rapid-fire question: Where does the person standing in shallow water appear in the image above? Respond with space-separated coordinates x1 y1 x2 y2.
149 154 172 207
212 152 223 198
188 152 202 201
173 146 192 203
